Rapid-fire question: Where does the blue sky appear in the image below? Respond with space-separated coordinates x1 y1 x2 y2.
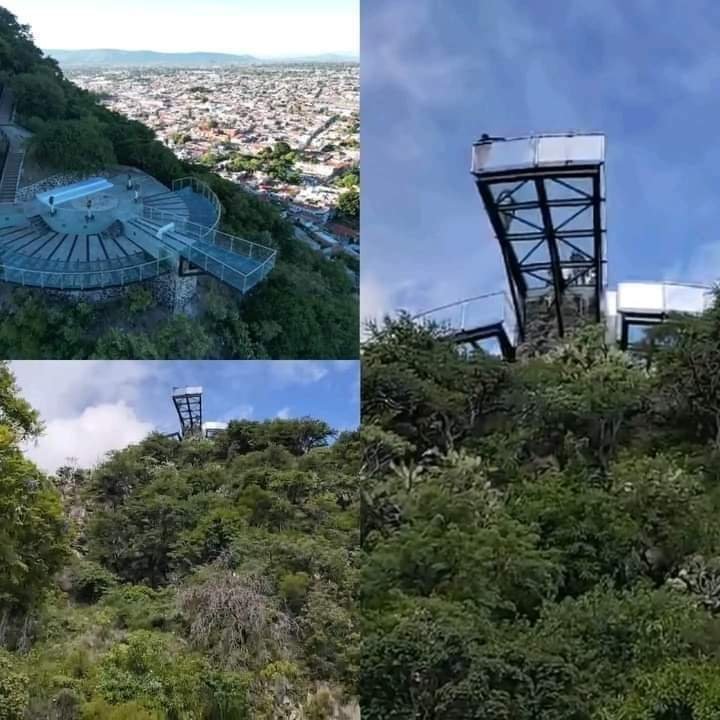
361 0 720 323
10 361 359 472
4 0 358 56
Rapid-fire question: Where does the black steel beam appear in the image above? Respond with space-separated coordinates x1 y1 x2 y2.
534 177 565 336
450 321 516 361
592 170 603 322
505 228 595 241
476 163 601 184
475 179 526 338
492 197 591 211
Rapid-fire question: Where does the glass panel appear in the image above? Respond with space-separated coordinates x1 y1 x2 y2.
546 176 593 199
663 284 708 313
627 323 655 346
551 204 593 232
472 138 536 172
512 238 550 264
617 283 665 313
536 135 605 164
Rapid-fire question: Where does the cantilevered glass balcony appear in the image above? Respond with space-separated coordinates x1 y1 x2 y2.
606 281 715 348
413 290 518 359
472 133 606 174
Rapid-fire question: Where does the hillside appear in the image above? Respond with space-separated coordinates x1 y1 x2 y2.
0 361 359 718
45 49 358 67
0 7 358 359
360 303 720 718
44 49 259 67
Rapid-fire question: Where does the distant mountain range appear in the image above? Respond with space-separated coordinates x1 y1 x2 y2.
44 49 358 67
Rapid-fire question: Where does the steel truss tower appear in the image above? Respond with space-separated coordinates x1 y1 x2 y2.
172 386 203 438
471 133 607 344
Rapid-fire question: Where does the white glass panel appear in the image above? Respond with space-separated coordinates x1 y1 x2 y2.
472 138 536 172
663 284 708 313
173 385 202 396
604 289 617 317
617 283 664 313
536 135 605 164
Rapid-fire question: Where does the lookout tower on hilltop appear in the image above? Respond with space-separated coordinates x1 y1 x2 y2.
415 132 715 360
171 386 228 439
472 133 606 345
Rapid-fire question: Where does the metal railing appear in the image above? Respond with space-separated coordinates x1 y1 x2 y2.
615 281 715 316
413 290 518 345
0 252 173 290
472 133 606 173
140 206 275 261
171 176 222 235
135 210 277 293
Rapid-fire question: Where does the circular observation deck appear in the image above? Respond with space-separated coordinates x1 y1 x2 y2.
0 171 220 290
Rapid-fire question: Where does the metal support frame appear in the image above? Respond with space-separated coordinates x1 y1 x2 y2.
534 177 565 337
619 311 665 351
178 256 205 277
476 180 526 338
473 158 605 341
451 321 516 361
172 387 203 437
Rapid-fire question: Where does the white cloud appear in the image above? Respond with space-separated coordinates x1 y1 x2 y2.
10 361 163 420
268 361 329 386
7 0 358 56
24 402 153 474
220 403 254 422
276 406 291 419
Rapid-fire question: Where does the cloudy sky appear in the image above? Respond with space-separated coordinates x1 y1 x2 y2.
4 0 358 57
10 361 359 474
362 0 720 324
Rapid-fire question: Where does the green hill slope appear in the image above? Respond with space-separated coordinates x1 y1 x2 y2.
0 361 359 718
360 303 720 718
0 7 358 360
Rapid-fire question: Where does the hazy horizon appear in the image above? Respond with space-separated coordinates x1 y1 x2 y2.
43 47 359 61
2 0 358 57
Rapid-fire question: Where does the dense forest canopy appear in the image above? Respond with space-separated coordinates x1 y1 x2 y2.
0 8 358 359
360 298 720 719
0 361 360 718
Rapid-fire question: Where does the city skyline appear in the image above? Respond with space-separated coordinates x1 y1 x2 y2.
3 0 358 57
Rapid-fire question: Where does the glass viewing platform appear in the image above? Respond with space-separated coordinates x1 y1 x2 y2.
413 291 518 359
606 281 714 348
0 172 276 293
472 133 606 174
470 132 606 342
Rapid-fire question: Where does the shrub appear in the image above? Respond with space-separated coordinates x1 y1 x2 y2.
0 650 29 720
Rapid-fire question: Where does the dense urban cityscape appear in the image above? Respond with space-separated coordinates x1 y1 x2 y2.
67 63 360 264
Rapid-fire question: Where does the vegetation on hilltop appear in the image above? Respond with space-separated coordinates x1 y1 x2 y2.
0 361 359 718
360 300 720 718
0 8 358 359
228 141 302 185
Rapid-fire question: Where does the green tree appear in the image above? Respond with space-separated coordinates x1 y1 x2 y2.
0 363 69 626
29 118 116 171
337 186 359 219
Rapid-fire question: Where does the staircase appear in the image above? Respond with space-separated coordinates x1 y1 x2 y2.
174 186 218 226
142 190 190 218
0 149 23 202
0 86 25 203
